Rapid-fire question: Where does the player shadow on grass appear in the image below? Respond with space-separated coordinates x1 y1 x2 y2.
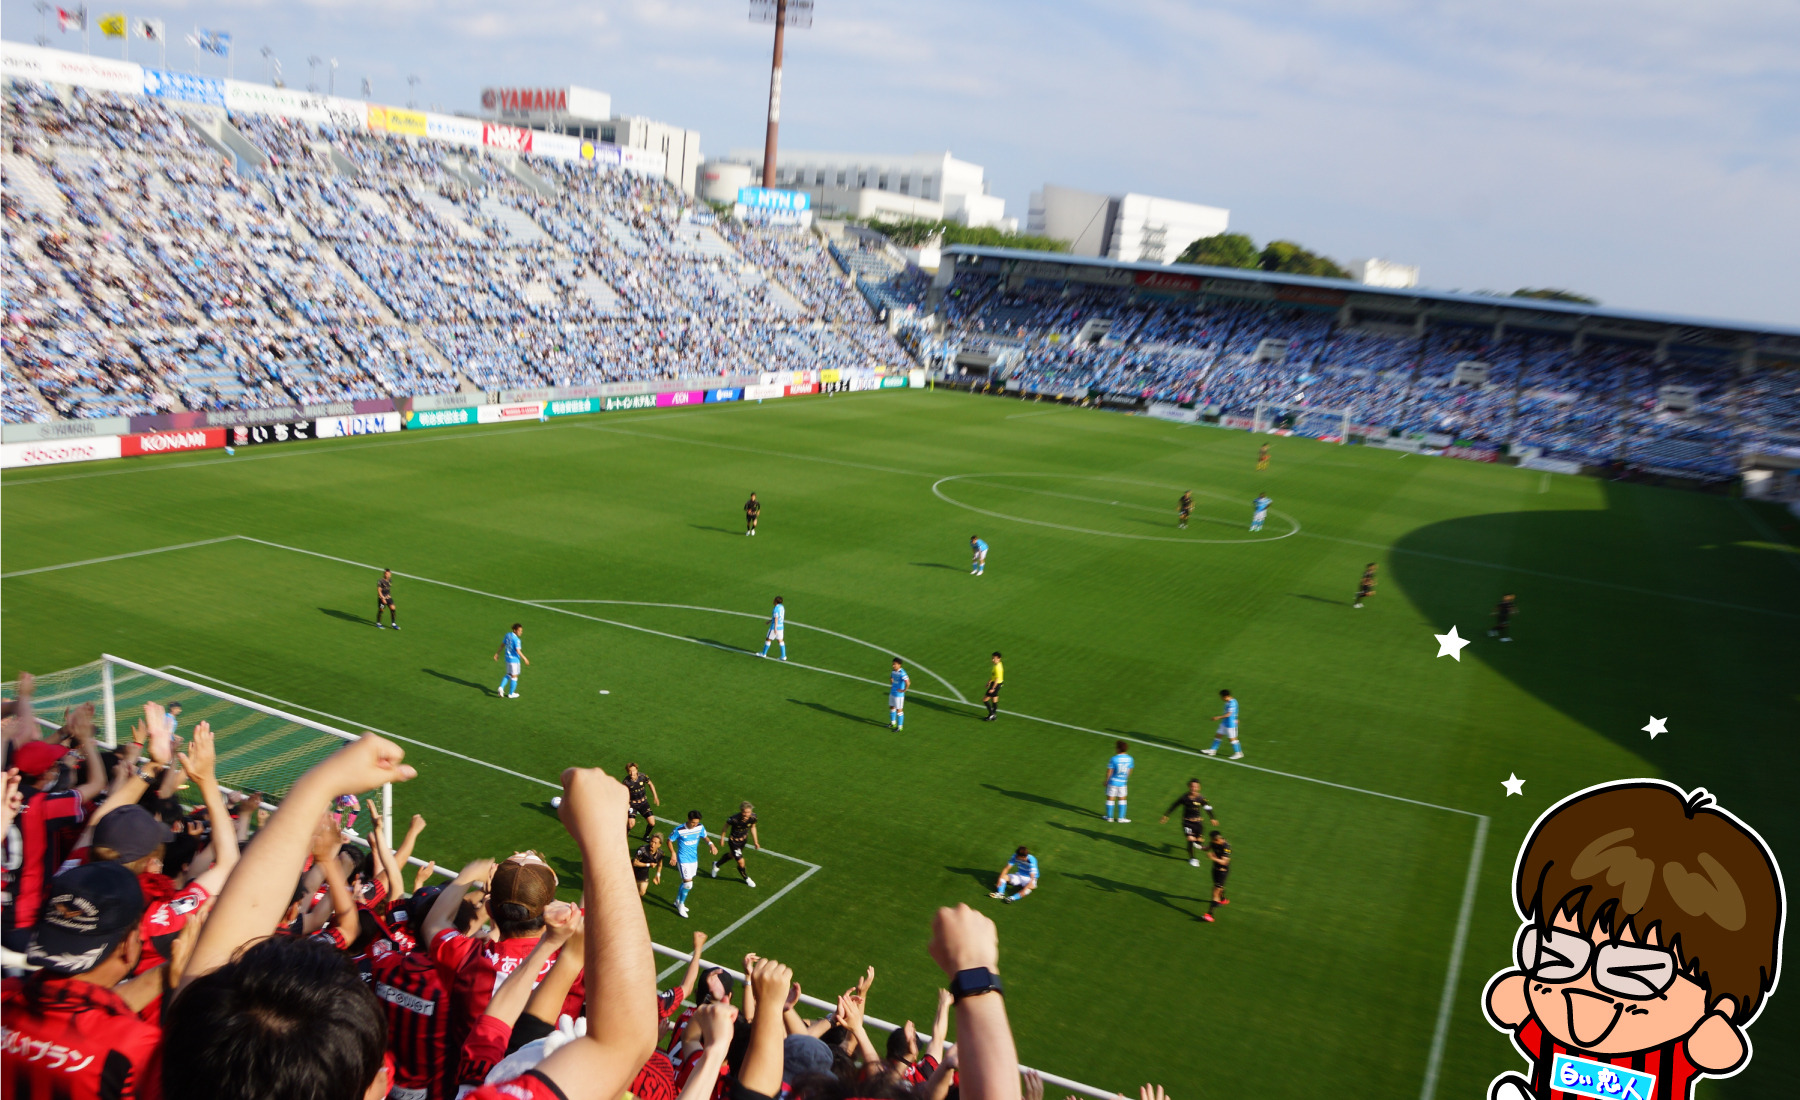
1045 819 1185 861
1288 592 1350 606
980 783 1103 818
788 698 889 728
1062 872 1210 921
319 607 374 626
688 525 743 536
422 668 495 694
908 562 964 570
1102 727 1201 753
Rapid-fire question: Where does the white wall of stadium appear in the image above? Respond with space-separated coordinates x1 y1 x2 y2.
0 41 667 178
0 372 904 467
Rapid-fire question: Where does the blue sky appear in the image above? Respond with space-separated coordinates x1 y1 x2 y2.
9 0 1798 325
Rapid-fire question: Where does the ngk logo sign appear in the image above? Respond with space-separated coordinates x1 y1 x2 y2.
121 428 226 457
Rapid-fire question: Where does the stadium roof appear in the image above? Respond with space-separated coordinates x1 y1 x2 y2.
939 245 1800 355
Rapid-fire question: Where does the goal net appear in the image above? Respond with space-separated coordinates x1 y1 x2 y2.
1254 403 1353 442
4 655 392 845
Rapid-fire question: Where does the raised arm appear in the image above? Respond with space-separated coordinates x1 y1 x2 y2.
424 858 496 943
522 907 585 1028
69 705 108 804
673 1003 738 1100
178 722 240 894
926 986 953 1063
530 767 658 1099
394 813 427 868
737 958 794 1098
181 733 416 987
929 905 1020 1100
671 929 709 1004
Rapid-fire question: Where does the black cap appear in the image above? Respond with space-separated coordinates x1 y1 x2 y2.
27 861 145 975
92 805 174 863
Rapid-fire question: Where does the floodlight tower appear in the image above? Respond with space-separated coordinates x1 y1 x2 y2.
751 0 813 188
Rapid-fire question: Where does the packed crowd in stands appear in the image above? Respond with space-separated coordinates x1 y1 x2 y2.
1 682 1141 1100
2 81 909 421
893 270 1798 478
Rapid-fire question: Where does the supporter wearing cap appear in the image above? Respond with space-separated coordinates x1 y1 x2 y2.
1 861 163 1099
2 726 104 951
425 852 574 1082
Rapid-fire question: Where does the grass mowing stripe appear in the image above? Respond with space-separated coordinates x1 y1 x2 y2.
577 423 938 477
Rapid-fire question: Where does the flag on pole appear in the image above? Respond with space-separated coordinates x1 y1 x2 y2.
57 6 87 31
196 28 231 55
136 17 164 41
98 12 127 38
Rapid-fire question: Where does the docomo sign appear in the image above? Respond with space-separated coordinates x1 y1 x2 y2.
0 435 124 468
122 428 226 457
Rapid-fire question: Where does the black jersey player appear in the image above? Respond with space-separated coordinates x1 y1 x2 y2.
376 569 399 629
1490 593 1517 641
1178 490 1194 529
1201 830 1232 922
632 833 667 898
1159 779 1220 867
1354 562 1377 609
710 801 761 887
624 763 660 837
745 492 761 536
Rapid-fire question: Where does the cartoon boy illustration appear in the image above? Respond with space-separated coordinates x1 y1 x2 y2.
1484 780 1784 1100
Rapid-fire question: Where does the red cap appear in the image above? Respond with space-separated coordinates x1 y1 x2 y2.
13 740 68 777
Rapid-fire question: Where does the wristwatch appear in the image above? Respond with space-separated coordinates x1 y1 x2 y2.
948 967 1004 1002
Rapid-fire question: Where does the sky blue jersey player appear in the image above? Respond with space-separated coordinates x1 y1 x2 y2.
1250 494 1272 532
888 658 910 730
1205 689 1243 759
493 623 528 698
671 810 718 919
970 536 988 576
992 846 1039 903
1105 740 1135 822
758 596 787 661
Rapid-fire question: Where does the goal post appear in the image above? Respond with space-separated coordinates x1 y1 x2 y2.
4 657 392 846
1254 402 1353 443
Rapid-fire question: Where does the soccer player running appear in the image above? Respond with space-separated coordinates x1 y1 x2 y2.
493 623 527 698
1354 562 1377 608
710 801 761 887
1257 441 1271 470
1178 490 1194 529
758 596 787 660
1159 779 1220 867
1249 493 1272 532
671 811 719 919
1202 688 1244 759
981 651 1003 721
376 568 399 629
632 832 667 899
969 535 988 576
744 491 761 536
1104 740 1134 822
1202 830 1232 922
1490 593 1518 641
888 657 910 730
624 763 660 838
990 846 1039 904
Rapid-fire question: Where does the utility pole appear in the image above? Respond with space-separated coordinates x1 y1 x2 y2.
329 58 338 97
34 1 50 47
751 0 812 188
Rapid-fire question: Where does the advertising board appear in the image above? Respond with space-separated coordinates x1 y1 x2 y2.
483 123 532 154
737 187 810 212
427 114 484 146
706 389 743 403
744 384 786 401
229 420 314 447
0 41 142 94
1134 271 1203 293
314 411 402 438
879 376 908 388
603 393 658 412
121 428 225 457
368 105 428 137
1147 402 1199 424
0 435 124 469
545 398 598 417
143 68 225 108
784 383 819 397
404 407 479 429
477 402 544 423
654 390 708 408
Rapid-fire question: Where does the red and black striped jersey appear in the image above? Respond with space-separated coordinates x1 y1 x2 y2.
371 946 453 1100
1 789 85 933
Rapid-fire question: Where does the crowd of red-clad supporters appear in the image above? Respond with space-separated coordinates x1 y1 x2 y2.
1 677 1169 1100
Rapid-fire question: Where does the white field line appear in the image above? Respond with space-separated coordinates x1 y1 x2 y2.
933 473 1302 544
652 862 822 982
0 536 243 579
1421 815 1490 1100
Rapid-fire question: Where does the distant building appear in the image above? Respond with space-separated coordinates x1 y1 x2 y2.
1027 184 1229 264
716 149 1013 229
477 84 700 195
1349 257 1420 289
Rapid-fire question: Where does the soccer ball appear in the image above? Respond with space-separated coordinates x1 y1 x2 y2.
551 796 563 809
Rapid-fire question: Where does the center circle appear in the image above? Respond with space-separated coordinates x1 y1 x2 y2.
931 473 1301 544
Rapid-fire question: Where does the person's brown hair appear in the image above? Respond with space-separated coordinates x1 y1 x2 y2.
1516 782 1783 1019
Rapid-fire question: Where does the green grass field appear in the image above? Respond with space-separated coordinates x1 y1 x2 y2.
3 389 1795 1099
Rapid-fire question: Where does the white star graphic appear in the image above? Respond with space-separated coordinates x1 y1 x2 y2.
1502 774 1526 796
1642 717 1667 739
1434 625 1471 661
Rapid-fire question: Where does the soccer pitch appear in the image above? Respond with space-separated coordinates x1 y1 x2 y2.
3 389 1794 1099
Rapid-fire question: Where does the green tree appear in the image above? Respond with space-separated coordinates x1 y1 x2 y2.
1511 287 1599 305
859 217 1069 253
1258 240 1351 279
1176 232 1259 268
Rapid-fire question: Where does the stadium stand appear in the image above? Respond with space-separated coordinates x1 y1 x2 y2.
1 81 910 421
875 251 1800 479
